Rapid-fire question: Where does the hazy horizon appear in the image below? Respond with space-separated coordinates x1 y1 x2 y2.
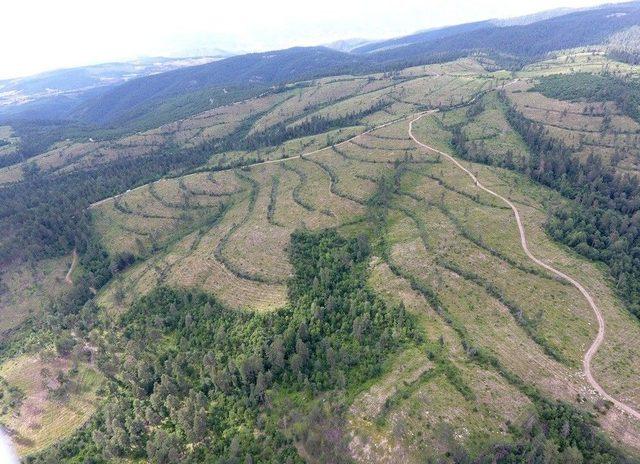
1 0 631 80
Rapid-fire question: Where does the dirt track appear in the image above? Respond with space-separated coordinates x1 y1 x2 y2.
85 84 640 421
65 249 77 285
408 112 640 421
89 114 412 209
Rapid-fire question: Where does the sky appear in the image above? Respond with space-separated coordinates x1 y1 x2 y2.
0 0 630 79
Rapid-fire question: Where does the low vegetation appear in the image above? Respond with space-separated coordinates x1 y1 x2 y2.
0 352 104 456
446 86 640 322
2 41 640 463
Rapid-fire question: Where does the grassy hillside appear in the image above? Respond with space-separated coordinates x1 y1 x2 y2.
0 256 71 334
0 353 104 456
71 61 640 459
2 49 640 462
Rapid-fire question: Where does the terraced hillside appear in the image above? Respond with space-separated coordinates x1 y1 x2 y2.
0 93 287 185
506 79 640 174
502 51 640 176
0 58 496 186
88 60 503 313
84 55 640 460
2 49 640 462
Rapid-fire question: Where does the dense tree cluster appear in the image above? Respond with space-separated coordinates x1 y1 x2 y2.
28 229 417 463
533 72 640 122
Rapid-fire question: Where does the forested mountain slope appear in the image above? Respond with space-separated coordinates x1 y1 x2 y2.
0 48 639 463
360 2 640 63
1 6 640 461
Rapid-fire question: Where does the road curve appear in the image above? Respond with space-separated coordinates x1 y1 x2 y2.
85 96 639 419
408 112 640 421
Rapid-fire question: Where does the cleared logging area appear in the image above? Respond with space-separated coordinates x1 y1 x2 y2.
0 257 71 333
84 59 640 456
0 354 104 456
506 80 640 175
0 93 289 185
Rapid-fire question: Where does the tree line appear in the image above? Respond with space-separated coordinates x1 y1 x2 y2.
235 100 390 152
28 229 417 463
451 92 640 320
533 72 640 124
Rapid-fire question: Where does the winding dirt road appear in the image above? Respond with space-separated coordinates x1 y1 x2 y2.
85 90 639 422
408 112 640 421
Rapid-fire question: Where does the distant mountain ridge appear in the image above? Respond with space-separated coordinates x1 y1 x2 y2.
0 55 231 121
324 38 374 53
490 6 581 26
349 20 493 54
352 1 640 59
3 1 640 131
71 47 366 127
